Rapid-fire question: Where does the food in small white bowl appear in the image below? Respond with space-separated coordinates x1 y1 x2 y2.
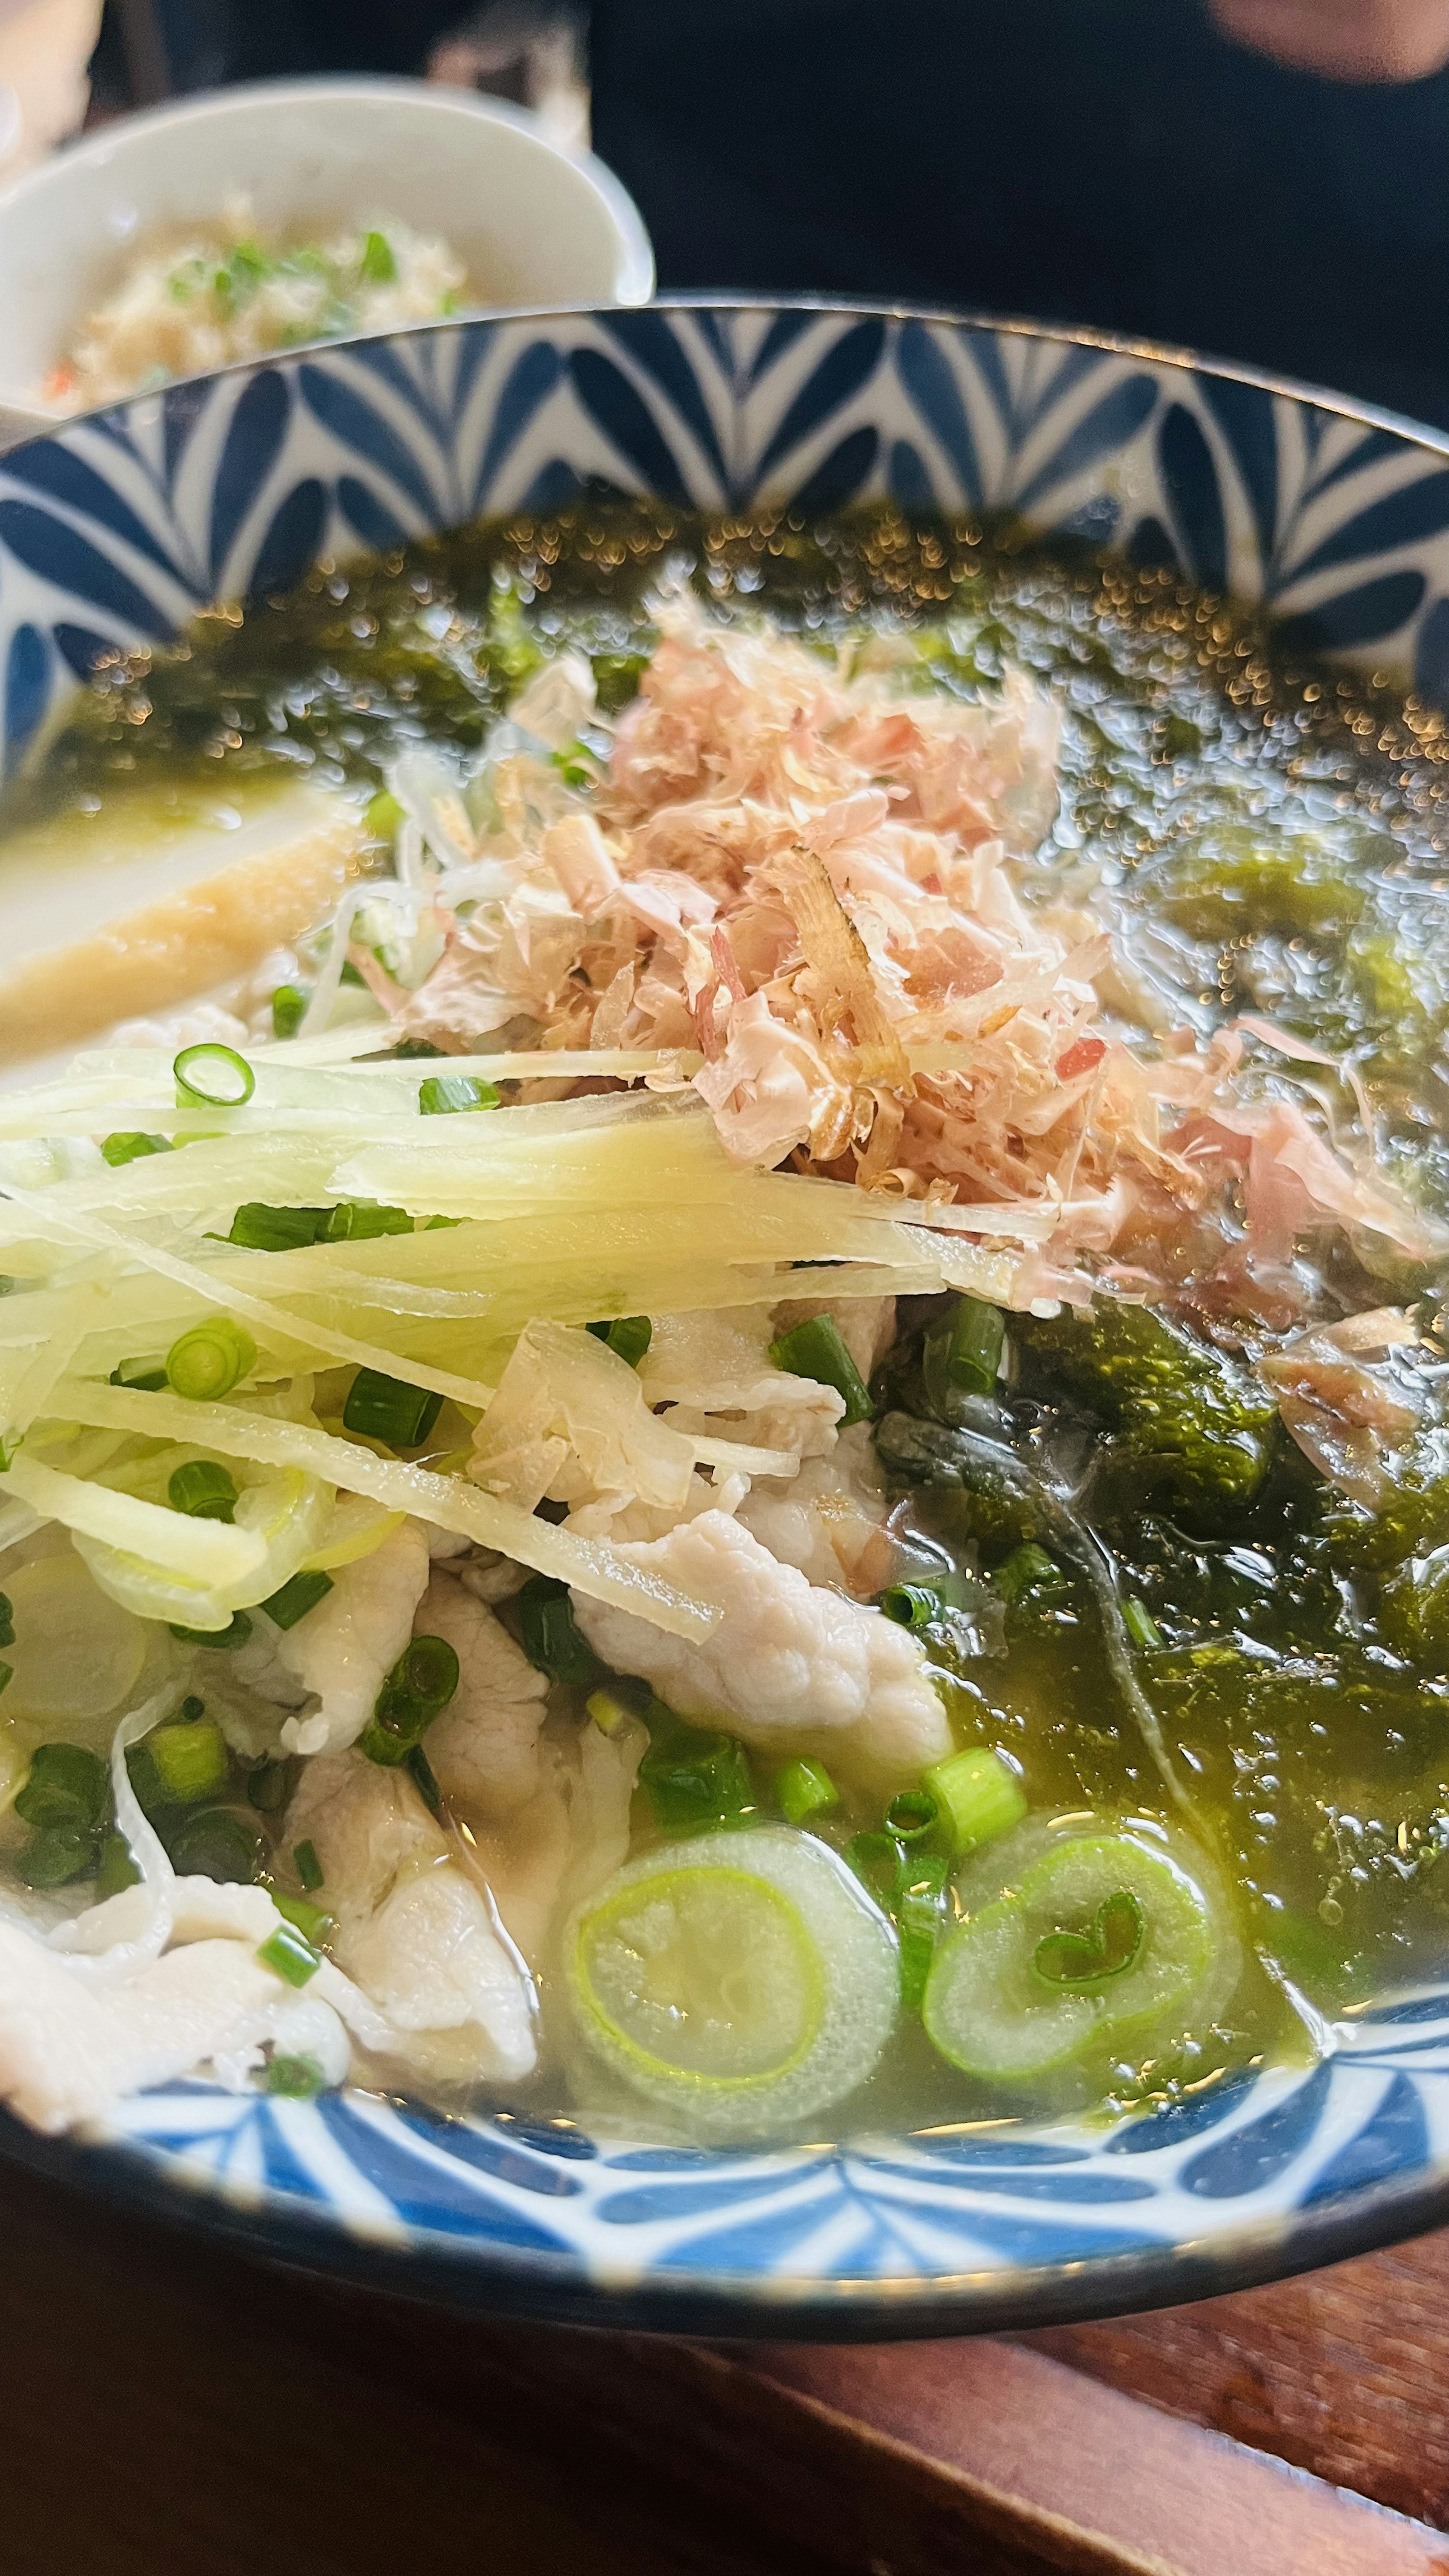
44 199 472 414
0 77 653 446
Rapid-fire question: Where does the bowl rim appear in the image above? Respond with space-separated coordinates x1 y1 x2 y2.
5 2094 1449 2339
2 293 1447 2337
5 288 1443 471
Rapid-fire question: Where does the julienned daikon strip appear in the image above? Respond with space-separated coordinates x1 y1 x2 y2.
0 1141 343 1229
0 1206 943 1358
687 1433 800 1478
0 1451 266 1583
0 1185 497 1411
213 1247 501 1322
72 1046 702 1090
2 1283 113 1438
50 1379 720 1641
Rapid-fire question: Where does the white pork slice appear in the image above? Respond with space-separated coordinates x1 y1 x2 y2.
279 1520 431 1756
447 1712 647 1968
737 1423 891 1597
287 1753 536 2083
571 1509 950 1789
0 1921 343 2135
414 1571 549 1825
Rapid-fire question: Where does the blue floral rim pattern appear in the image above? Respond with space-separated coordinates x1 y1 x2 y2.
3 301 1449 2331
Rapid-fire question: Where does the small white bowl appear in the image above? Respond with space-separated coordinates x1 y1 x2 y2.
0 75 654 448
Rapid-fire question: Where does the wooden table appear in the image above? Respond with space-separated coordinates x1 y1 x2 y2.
5 2148 1449 2576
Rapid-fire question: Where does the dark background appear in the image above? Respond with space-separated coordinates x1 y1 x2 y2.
97 0 1449 430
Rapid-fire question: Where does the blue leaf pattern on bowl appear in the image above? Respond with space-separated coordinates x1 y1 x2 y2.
1158 402 1229 590
209 369 292 591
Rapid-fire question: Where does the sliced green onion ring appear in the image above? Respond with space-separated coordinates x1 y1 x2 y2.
925 1746 1026 1858
174 1042 255 1109
166 1319 256 1403
565 1827 899 2142
774 1757 838 1828
167 1461 239 1523
923 1827 1228 2083
878 1583 943 1629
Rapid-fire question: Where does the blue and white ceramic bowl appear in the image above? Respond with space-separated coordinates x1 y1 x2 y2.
3 303 1449 2336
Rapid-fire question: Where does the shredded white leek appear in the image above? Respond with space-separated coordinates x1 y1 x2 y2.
0 1184 498 1410
50 1378 721 1640
0 1450 266 1582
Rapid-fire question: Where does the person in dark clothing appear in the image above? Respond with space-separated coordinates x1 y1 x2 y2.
127 0 1449 428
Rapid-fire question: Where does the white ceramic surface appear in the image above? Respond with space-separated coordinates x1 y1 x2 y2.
0 76 654 449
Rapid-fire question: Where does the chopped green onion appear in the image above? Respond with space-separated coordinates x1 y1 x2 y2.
15 1825 95 1887
585 1687 636 1737
169 1609 254 1650
359 1713 417 1769
246 1758 293 1815
294 1837 323 1891
95 1829 140 1899
166 1317 256 1401
174 1041 255 1109
225 1200 413 1251
0 1664 10 1698
992 1543 1067 1605
169 1807 264 1882
167 1460 238 1522
257 1922 321 1987
342 1369 443 1449
884 1787 940 1847
1034 1888 1146 1990
897 1848 951 2012
844 1829 904 1909
271 984 309 1041
101 1131 172 1168
265 2053 326 2099
324 1201 413 1241
585 1315 652 1367
923 1294 1006 1406
639 1725 754 1833
877 1583 944 1629
142 1718 230 1807
360 1633 460 1764
272 1889 332 1943
397 1635 461 1710
0 1592 13 1650
260 1569 334 1630
774 1757 839 1827
516 1575 605 1688
923 1746 1027 1858
360 228 396 284
1124 1596 1164 1650
179 1695 205 1721
226 1202 333 1252
419 1073 500 1115
110 1358 169 1392
768 1314 874 1427
14 1742 108 1832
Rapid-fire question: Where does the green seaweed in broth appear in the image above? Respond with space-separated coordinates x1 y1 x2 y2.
10 500 1449 2135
